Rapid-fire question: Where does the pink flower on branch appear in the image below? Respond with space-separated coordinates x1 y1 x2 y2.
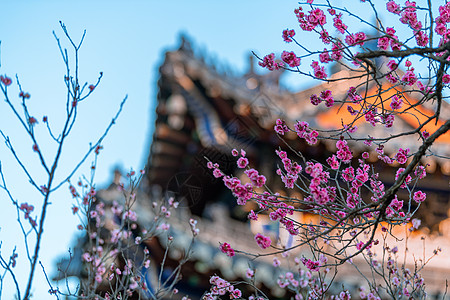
237 156 249 168
281 51 301 67
219 242 235 257
443 74 450 84
319 49 331 63
258 53 283 71
248 210 258 221
333 13 348 34
310 94 321 106
300 257 320 272
246 268 254 278
320 89 334 107
390 95 403 110
331 41 344 61
387 1 401 14
311 61 327 79
415 30 429 47
413 190 426 203
19 91 30 99
245 168 266 188
395 148 410 164
411 218 421 230
345 32 366 46
401 69 417 86
320 30 331 44
347 87 362 103
254 233 271 249
0 75 12 86
28 117 38 126
387 59 398 71
213 168 224 178
274 118 290 135
282 29 295 42
395 167 412 188
326 155 339 170
414 165 427 179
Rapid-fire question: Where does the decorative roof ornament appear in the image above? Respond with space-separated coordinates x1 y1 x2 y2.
178 33 193 55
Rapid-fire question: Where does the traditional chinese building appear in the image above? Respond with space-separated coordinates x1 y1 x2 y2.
147 36 450 229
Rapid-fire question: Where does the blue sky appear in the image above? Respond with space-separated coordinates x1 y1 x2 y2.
0 1 311 298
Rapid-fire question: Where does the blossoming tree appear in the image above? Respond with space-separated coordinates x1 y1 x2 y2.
1 23 200 300
0 23 131 299
204 0 450 299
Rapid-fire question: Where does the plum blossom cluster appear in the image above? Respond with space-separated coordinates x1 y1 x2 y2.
363 107 395 128
387 1 450 48
394 147 409 164
69 169 192 298
386 60 400 84
189 217 200 236
203 276 242 300
273 255 356 300
333 13 348 34
377 27 401 51
274 119 319 145
356 227 434 299
207 259 355 299
282 29 296 42
336 139 353 163
0 75 12 86
395 166 412 190
294 6 327 32
258 51 301 70
345 32 366 46
310 89 334 107
208 149 266 206
294 120 319 145
219 242 235 257
414 165 427 180
304 161 336 206
281 51 301 67
258 53 283 71
300 254 328 272
257 0 449 148
231 227 434 299
389 95 403 110
347 87 362 104
374 145 393 165
223 175 253 206
274 118 290 135
311 61 327 79
385 195 404 218
254 232 272 249
276 149 302 189
433 2 450 50
400 62 418 86
19 202 37 227
209 138 430 243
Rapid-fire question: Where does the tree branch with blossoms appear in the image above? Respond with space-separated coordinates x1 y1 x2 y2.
0 23 127 299
204 0 449 299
